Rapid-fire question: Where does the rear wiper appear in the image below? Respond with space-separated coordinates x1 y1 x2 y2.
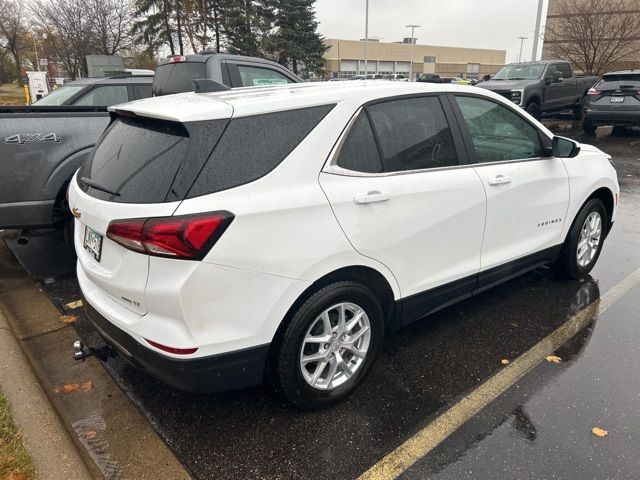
80 177 120 196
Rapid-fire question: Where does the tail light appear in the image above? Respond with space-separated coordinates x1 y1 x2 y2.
106 211 233 260
145 339 197 355
587 88 601 97
169 55 187 63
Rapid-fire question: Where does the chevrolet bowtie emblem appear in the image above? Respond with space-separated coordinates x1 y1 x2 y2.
72 207 81 219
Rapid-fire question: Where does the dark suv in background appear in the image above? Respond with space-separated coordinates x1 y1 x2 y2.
582 70 640 134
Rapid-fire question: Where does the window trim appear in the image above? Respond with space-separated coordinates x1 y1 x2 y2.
446 93 553 167
324 93 470 177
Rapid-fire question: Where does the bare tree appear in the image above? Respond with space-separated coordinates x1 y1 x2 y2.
31 0 94 79
0 0 29 80
87 0 134 55
544 0 640 75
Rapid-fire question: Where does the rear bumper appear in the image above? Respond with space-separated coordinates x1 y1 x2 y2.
584 110 640 126
81 292 270 393
0 200 55 229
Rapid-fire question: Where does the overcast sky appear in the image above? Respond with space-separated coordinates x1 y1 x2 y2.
315 0 550 63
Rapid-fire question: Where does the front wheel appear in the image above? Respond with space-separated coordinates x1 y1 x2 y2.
555 199 607 279
273 281 384 408
526 101 541 120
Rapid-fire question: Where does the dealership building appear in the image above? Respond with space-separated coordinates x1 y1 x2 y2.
323 38 506 80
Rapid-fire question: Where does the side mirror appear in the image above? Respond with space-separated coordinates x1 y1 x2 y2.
545 78 553 86
553 136 581 158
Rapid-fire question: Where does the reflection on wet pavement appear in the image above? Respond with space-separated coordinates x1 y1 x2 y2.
1 121 639 479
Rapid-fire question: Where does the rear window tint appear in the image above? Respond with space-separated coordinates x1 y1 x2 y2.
78 116 227 203
336 111 383 173
152 62 207 96
187 104 335 198
598 74 640 90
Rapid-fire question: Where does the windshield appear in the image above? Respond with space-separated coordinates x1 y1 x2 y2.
32 85 85 105
598 74 640 90
493 64 545 81
152 62 207 96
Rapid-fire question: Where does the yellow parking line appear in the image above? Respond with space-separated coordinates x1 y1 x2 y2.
359 268 640 480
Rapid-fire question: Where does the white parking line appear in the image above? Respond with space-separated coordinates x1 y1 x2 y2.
359 268 640 480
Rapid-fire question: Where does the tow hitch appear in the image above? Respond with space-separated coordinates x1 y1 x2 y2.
72 340 115 362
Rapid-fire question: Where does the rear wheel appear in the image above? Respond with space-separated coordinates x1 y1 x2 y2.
555 198 607 279
273 281 384 408
526 101 541 120
582 121 597 135
573 97 586 120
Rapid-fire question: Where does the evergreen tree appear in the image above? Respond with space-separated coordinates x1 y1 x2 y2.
223 0 276 57
273 0 326 76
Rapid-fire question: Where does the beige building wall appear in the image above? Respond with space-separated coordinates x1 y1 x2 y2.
324 39 506 79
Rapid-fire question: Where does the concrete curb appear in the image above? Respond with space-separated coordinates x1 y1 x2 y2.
0 241 191 480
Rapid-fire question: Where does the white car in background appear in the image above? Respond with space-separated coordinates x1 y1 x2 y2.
68 81 619 408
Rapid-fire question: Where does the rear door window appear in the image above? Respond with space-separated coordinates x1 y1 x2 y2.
153 62 207 96
188 105 334 197
366 96 460 172
236 65 294 87
73 85 129 106
336 111 383 174
78 116 228 203
132 83 152 99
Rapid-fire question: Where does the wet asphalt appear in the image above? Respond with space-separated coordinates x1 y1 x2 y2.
2 119 640 479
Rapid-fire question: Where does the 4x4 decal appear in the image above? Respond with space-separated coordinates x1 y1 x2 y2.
5 133 61 144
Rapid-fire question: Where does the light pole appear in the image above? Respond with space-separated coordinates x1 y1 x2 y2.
532 0 544 61
517 36 528 62
406 24 420 81
364 0 369 76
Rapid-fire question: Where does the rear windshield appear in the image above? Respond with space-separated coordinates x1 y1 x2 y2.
597 74 640 90
79 104 334 203
152 62 207 96
78 116 227 203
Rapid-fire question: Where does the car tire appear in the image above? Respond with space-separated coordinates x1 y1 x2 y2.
526 101 541 119
273 281 384 408
554 198 608 280
582 121 597 135
573 97 585 120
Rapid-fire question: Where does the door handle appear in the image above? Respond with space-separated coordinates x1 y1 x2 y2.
354 191 391 205
487 175 512 186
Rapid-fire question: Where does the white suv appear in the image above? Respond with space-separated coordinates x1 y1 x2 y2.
69 82 619 407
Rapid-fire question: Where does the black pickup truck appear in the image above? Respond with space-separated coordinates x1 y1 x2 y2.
0 54 301 236
479 60 599 119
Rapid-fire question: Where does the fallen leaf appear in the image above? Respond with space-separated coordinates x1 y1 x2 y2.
82 430 97 440
59 315 77 323
546 355 562 363
64 300 83 310
511 322 519 328
501 359 510 365
53 381 93 394
592 427 608 437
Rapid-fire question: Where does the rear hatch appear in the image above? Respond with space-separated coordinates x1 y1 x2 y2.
73 109 230 314
589 73 640 111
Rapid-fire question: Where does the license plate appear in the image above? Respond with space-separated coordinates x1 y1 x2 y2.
611 96 625 103
83 226 103 262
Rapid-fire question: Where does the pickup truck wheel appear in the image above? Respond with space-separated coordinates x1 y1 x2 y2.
274 281 384 408
582 121 597 135
573 98 586 120
554 198 607 279
525 102 541 119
